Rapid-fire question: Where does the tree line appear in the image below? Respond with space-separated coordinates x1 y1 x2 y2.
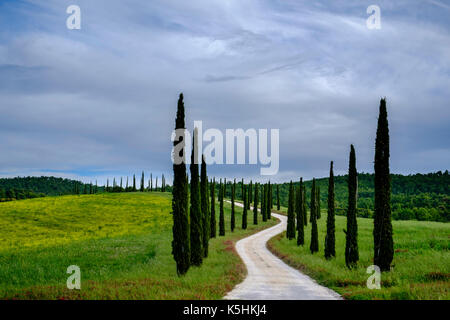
0 173 171 202
171 94 275 275
283 98 394 271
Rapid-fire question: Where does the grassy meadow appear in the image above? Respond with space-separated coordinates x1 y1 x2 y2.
267 211 450 300
0 192 276 299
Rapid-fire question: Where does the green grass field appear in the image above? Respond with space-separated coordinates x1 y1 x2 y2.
267 211 450 300
0 192 276 299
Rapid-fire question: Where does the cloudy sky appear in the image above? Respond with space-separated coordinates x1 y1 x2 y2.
0 0 449 184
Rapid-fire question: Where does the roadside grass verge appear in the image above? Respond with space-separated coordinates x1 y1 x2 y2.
267 212 449 300
0 192 277 299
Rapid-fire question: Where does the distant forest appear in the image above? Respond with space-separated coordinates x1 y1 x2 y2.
222 171 449 223
0 175 169 202
1 172 448 222
0 176 95 200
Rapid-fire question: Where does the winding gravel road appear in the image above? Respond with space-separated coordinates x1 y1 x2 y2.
224 202 341 300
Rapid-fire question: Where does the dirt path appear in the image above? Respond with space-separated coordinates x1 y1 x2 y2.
224 202 341 300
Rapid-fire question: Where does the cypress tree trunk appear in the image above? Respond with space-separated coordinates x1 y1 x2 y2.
345 145 359 268
189 128 203 266
241 178 244 202
200 155 210 257
219 181 225 236
310 178 319 253
231 179 236 232
296 178 304 246
242 185 247 229
253 183 258 225
277 184 280 210
374 98 394 271
325 161 336 259
210 178 216 238
286 181 296 239
171 93 190 275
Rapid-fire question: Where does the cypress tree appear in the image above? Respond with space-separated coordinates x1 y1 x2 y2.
345 145 359 268
242 185 248 229
296 178 304 246
231 179 236 232
310 178 319 253
106 179 109 193
241 178 244 202
210 178 216 238
325 161 336 259
277 184 280 210
253 183 258 225
286 181 296 239
268 182 272 219
190 128 203 266
120 177 123 190
224 178 227 198
156 176 158 191
171 93 190 275
374 98 394 271
140 171 145 192
316 186 321 219
200 155 210 257
248 181 253 209
219 181 225 236
150 173 153 192
133 175 136 191
262 183 267 222
303 185 307 226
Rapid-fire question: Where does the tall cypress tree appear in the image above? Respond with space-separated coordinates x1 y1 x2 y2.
303 185 307 226
133 174 136 192
268 181 272 219
150 173 153 192
210 178 216 238
156 176 158 191
296 178 304 246
345 145 359 268
277 184 280 210
316 186 321 219
374 98 394 271
242 185 248 229
241 178 244 202
219 181 225 236
253 183 258 225
248 181 253 210
171 93 190 275
262 183 267 222
190 128 203 266
286 181 296 239
325 161 336 259
231 179 236 232
140 171 144 192
200 155 210 257
310 179 319 253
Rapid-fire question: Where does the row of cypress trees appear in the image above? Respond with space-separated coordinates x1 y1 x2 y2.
104 172 167 193
172 94 276 275
284 98 394 271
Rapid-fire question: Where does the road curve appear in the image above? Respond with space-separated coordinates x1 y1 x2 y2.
224 202 341 300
